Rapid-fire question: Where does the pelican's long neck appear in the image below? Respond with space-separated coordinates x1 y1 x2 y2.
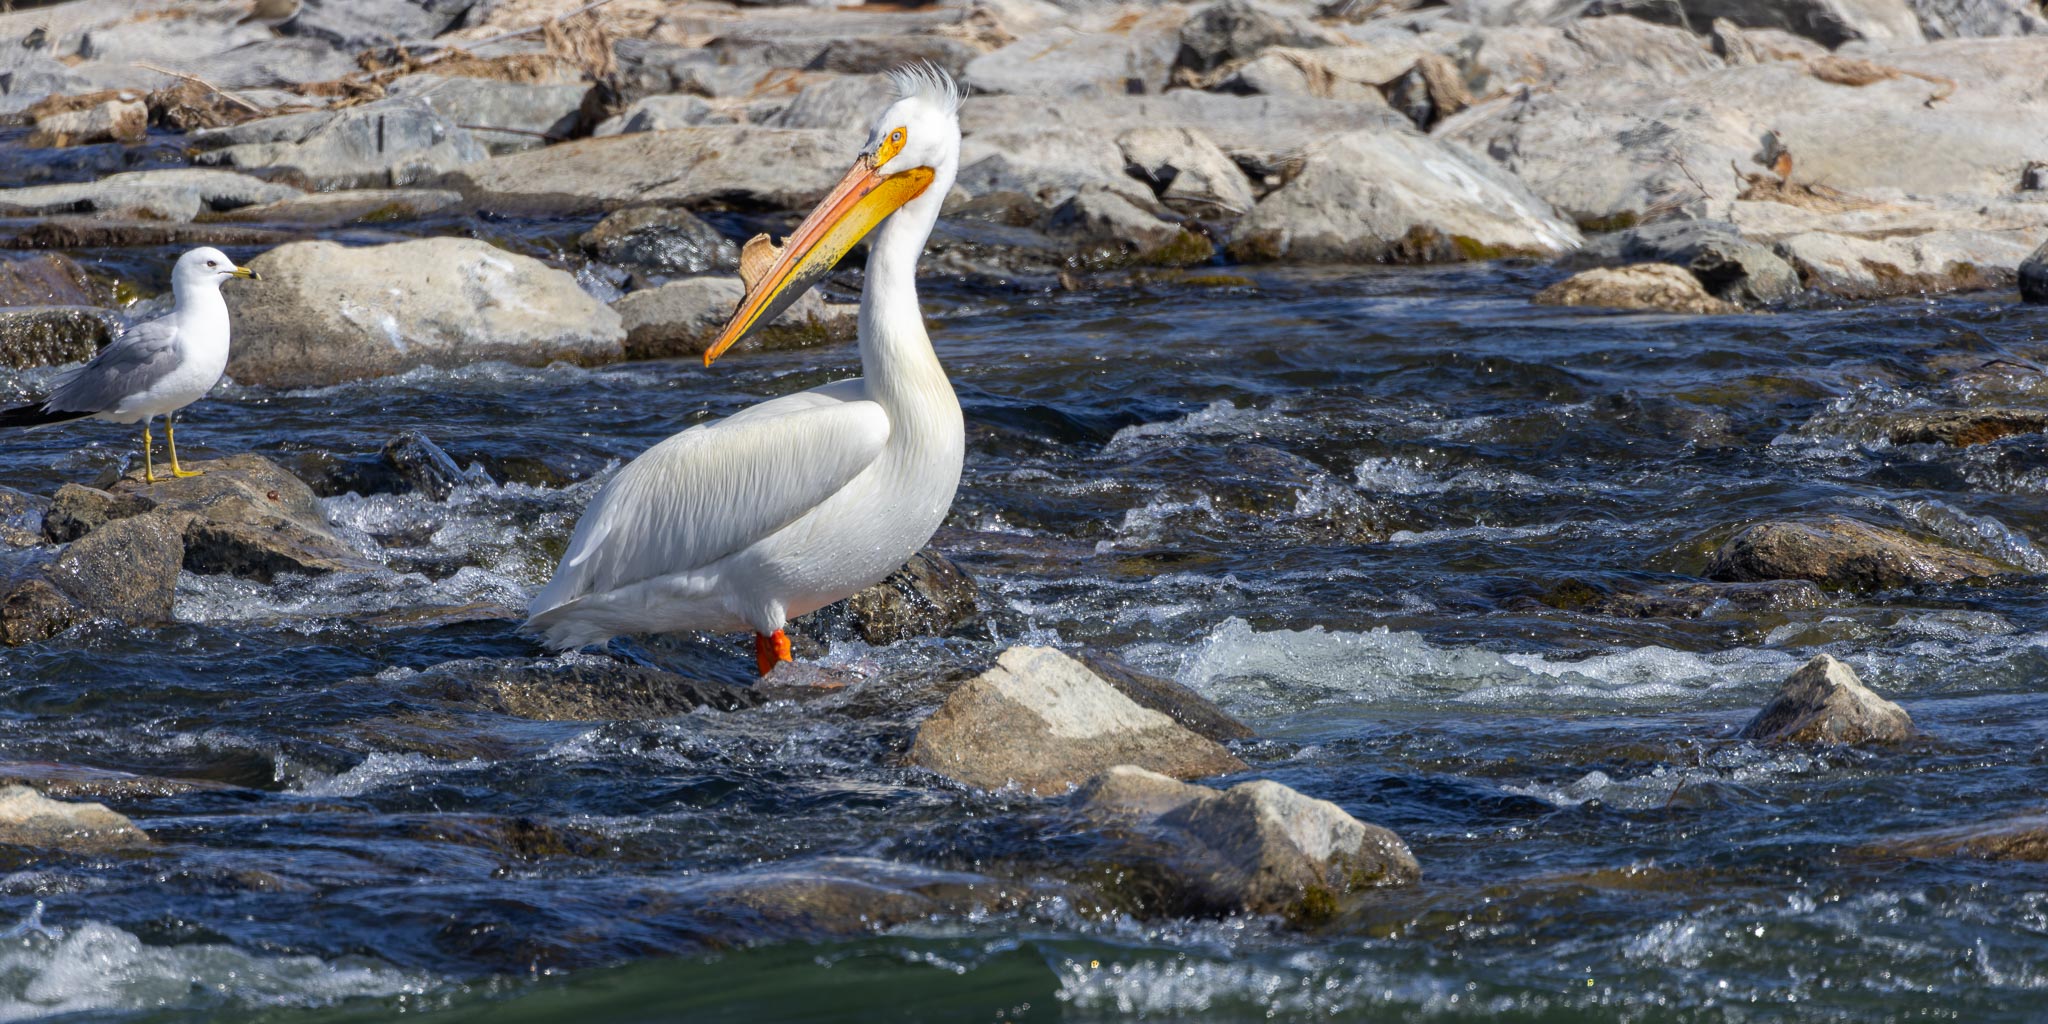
857 182 951 411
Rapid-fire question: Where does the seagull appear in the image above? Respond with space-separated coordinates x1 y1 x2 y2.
525 65 966 676
0 246 257 484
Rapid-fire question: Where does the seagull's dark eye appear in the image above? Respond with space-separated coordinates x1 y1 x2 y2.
206 260 217 267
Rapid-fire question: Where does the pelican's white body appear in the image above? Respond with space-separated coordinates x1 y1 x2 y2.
525 71 966 649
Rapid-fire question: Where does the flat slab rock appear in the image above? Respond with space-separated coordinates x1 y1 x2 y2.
909 646 1247 795
0 784 148 850
1868 815 2048 862
1705 514 2013 591
1885 408 2048 448
1738 653 1915 745
408 655 764 720
1075 765 1420 923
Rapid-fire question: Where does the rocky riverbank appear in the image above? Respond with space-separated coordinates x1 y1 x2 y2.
2 0 2045 389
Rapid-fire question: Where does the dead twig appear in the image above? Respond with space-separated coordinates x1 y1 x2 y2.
131 60 264 113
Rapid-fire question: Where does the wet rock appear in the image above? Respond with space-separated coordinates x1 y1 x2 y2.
1076 766 1419 922
0 253 102 307
1227 129 1581 263
1737 653 1915 745
227 238 624 387
1044 188 1215 268
0 575 82 647
0 307 116 371
104 454 374 583
1591 578 1827 618
1611 219 1800 305
1775 229 2028 299
0 762 236 801
191 98 489 190
43 483 153 544
0 785 148 850
690 858 1017 937
1705 515 2013 591
382 431 482 502
1073 650 1254 744
28 96 146 148
206 188 465 226
46 512 187 625
2020 239 2048 304
409 656 765 720
805 549 981 646
579 207 738 275
1118 127 1255 218
0 218 297 251
0 489 50 549
1535 264 1741 314
443 127 846 217
909 646 1248 795
615 276 854 362
1177 0 1338 74
386 75 589 154
1870 814 2048 861
0 169 301 223
1886 408 2048 447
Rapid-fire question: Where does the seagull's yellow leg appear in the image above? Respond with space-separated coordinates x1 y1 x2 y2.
754 630 793 677
140 419 157 485
165 414 203 478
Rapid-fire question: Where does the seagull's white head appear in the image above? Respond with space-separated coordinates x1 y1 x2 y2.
703 64 963 366
173 246 258 296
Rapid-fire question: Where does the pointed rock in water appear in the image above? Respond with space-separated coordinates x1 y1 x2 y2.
381 431 479 503
1073 649 1254 744
2020 239 2048 304
1076 766 1419 923
0 576 83 647
1738 653 1915 745
0 307 116 371
47 512 188 625
109 455 376 583
579 206 738 275
1705 515 2012 591
909 646 1248 795
0 784 148 850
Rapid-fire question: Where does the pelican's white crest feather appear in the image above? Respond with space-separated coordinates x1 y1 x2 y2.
887 61 963 116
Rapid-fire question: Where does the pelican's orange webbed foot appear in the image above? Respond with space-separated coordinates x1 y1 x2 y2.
755 629 793 677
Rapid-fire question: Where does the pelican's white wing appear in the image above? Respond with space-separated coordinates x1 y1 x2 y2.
528 389 890 623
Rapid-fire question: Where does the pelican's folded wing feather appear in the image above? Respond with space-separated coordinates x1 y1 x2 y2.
43 318 180 416
527 395 890 617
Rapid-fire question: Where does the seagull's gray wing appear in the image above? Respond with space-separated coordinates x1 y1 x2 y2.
42 317 180 416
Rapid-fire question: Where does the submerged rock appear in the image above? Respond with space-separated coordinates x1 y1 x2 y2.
1075 765 1419 923
1534 264 1740 314
1870 814 2048 861
1886 408 2048 447
2020 239 2048 303
0 785 148 850
0 762 234 801
409 656 765 720
1738 653 1916 745
909 646 1247 795
1704 515 2013 591
227 238 625 387
0 307 116 371
382 431 482 502
47 512 188 625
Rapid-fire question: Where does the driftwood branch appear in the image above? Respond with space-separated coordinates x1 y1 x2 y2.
131 60 265 113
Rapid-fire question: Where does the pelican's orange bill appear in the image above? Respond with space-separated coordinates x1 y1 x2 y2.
702 154 935 366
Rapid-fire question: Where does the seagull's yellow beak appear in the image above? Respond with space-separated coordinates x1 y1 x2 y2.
702 153 934 366
229 266 259 281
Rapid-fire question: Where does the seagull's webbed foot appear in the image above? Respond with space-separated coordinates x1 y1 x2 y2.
166 417 204 478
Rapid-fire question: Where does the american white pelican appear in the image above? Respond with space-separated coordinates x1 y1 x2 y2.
525 65 967 675
0 246 257 483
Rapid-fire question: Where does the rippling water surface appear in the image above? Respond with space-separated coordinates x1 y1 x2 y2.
1 237 2046 1021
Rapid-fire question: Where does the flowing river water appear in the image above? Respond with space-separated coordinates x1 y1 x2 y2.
1 219 2046 1021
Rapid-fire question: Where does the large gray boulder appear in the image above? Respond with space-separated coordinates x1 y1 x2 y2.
1117 127 1259 217
227 239 625 387
0 169 301 222
1738 653 1916 745
964 9 1190 96
387 75 592 155
1534 263 1741 313
1610 219 1801 303
580 207 739 275
1177 0 1339 72
1774 229 2031 297
1077 766 1420 922
442 127 847 216
909 646 1248 795
613 276 855 362
1442 38 2048 226
1228 129 1582 262
191 98 489 190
